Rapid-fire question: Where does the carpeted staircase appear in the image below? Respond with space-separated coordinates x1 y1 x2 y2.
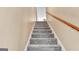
27 21 62 51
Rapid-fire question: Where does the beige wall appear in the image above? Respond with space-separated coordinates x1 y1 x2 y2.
21 7 36 50
47 7 79 50
0 7 36 51
47 7 79 27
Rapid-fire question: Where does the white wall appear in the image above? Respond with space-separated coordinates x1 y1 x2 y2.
47 7 79 51
37 7 46 21
0 7 36 51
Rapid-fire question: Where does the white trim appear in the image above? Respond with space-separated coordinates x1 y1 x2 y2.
47 21 66 51
24 22 35 51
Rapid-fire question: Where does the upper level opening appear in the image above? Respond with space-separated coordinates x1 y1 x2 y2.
36 7 46 21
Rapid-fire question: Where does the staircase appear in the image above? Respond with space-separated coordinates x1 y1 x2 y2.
27 21 62 51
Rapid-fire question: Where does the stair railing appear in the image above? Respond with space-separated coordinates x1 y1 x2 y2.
47 12 79 32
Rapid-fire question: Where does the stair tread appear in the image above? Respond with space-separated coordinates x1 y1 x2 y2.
29 44 60 46
30 38 57 44
31 38 56 40
32 34 54 37
32 33 53 34
27 45 61 51
34 29 51 31
34 27 50 29
34 27 50 28
33 31 52 33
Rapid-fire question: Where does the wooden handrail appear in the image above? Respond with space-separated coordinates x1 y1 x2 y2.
47 12 79 31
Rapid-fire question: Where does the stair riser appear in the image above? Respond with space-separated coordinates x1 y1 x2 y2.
35 24 48 25
27 47 61 51
34 27 50 28
35 23 47 25
34 29 51 31
34 27 50 29
35 26 49 28
33 31 52 33
30 39 57 44
32 34 54 38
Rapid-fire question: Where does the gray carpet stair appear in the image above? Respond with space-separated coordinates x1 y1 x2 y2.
27 21 62 51
30 38 57 44
28 45 61 51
